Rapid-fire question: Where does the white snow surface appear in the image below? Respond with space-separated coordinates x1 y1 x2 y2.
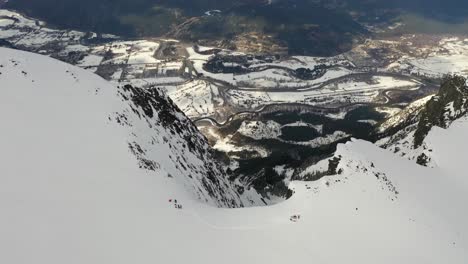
387 38 468 78
1 48 468 264
237 120 282 140
0 46 250 205
168 80 220 118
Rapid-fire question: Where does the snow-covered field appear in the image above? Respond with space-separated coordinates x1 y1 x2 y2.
127 41 160 64
167 80 222 118
1 41 468 264
0 16 15 27
213 134 270 158
187 46 355 89
235 67 354 89
387 38 468 78
227 76 420 109
237 120 282 140
290 130 350 148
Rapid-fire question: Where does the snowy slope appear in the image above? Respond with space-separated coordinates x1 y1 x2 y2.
0 47 246 208
1 47 468 264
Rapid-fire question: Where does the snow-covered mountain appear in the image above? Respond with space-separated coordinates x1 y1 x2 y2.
1 47 468 263
0 47 257 208
377 75 468 166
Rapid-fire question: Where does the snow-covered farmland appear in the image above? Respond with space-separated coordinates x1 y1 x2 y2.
0 17 15 27
387 38 468 78
187 46 356 90
235 67 353 90
227 76 421 109
237 120 283 140
168 80 223 118
212 134 270 158
127 41 160 64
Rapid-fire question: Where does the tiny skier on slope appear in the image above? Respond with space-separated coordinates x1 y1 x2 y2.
170 199 183 209
290 214 301 222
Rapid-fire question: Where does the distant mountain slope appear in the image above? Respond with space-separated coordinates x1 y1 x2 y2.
0 47 252 208
377 75 468 166
5 0 367 56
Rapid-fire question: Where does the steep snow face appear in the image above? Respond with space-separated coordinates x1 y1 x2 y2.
326 136 468 258
0 47 244 208
295 119 468 262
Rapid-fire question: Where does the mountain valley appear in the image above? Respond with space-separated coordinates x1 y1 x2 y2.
1 46 468 263
2 3 468 263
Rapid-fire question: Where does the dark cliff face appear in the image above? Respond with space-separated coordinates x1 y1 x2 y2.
376 76 468 166
414 76 468 148
117 84 245 208
375 75 468 167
